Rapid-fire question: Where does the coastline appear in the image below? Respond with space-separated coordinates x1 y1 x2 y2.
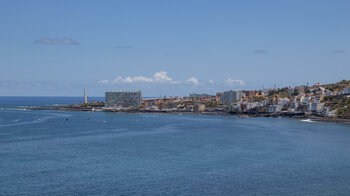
30 105 350 124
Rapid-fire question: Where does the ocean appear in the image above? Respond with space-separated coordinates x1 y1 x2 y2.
1 97 350 195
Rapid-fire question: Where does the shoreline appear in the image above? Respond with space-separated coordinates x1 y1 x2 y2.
29 105 350 124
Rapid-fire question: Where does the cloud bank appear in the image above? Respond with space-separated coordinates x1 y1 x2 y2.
100 71 177 84
99 72 246 89
97 71 245 88
34 37 80 45
99 71 206 86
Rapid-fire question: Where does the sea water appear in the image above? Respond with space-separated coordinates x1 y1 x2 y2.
1 97 350 195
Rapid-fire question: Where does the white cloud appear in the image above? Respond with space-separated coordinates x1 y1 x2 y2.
123 76 153 83
107 71 174 84
99 72 216 87
98 79 109 84
153 71 173 82
112 76 123 83
187 77 199 85
225 78 245 86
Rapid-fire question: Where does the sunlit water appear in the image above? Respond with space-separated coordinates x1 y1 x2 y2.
1 97 350 195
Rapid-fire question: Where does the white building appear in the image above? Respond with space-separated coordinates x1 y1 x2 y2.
290 102 299 110
301 96 311 106
221 90 242 105
311 96 321 103
267 105 283 113
308 102 324 112
343 87 350 95
145 105 159 110
324 91 332 97
246 102 260 110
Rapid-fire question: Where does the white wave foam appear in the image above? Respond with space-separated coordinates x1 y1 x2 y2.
0 112 72 127
301 119 316 123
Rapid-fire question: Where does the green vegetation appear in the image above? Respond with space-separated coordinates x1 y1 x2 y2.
268 88 290 98
204 100 220 108
248 96 265 102
337 106 350 118
78 102 105 108
324 80 350 91
322 96 350 118
304 87 310 94
291 89 299 96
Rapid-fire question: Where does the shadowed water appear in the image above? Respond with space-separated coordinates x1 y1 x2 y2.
1 97 350 195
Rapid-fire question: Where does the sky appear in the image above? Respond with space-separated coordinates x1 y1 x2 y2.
0 0 349 97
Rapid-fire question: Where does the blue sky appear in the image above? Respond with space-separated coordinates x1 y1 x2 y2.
0 0 349 96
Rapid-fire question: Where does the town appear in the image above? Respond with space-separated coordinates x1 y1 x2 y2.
40 80 350 121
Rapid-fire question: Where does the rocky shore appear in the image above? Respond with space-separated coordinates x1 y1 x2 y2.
30 105 350 124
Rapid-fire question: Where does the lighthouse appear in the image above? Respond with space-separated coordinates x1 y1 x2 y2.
84 88 88 104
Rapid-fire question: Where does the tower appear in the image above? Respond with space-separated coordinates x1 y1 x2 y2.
84 88 88 104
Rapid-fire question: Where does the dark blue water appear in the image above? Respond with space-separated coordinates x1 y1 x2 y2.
0 96 104 108
1 97 350 195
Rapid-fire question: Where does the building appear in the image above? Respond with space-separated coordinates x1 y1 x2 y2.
105 91 142 107
278 97 290 106
267 105 283 113
295 86 305 94
343 87 350 95
242 90 256 97
324 91 332 97
189 93 213 99
290 102 299 110
308 102 324 112
221 90 242 105
288 88 294 95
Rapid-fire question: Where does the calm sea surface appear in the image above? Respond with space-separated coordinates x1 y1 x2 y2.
1 97 350 196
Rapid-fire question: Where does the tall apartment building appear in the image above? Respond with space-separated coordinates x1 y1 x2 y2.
221 90 242 105
307 102 324 112
105 91 142 107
